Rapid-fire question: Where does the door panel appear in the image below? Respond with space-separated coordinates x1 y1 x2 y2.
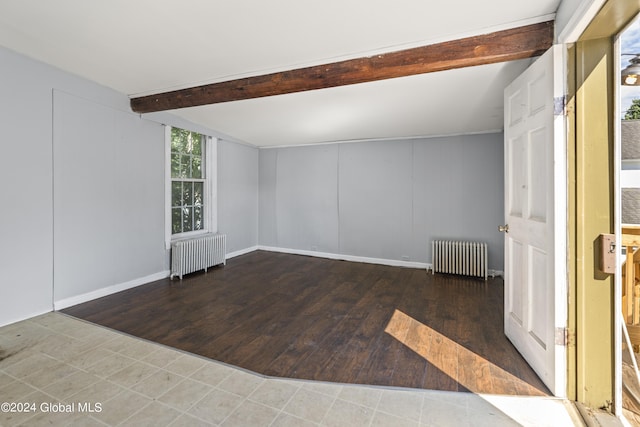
529 247 549 347
504 45 566 396
508 135 526 217
508 239 525 326
529 129 548 222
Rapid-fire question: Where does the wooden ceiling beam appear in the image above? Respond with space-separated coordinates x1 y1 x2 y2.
130 21 553 113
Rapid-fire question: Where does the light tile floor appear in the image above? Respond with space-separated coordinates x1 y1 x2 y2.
0 312 586 426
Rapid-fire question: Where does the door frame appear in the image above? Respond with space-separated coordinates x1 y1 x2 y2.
564 0 640 413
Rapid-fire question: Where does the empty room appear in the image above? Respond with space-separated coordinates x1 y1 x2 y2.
0 0 635 425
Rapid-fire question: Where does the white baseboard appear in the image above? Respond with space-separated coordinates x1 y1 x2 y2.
256 245 504 277
54 270 170 310
226 245 259 259
257 246 429 269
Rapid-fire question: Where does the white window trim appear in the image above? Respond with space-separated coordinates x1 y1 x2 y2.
165 126 217 249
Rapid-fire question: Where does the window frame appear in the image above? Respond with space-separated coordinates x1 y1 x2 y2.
165 126 217 248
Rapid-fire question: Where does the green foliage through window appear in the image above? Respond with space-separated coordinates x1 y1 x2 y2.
625 98 640 120
171 128 205 234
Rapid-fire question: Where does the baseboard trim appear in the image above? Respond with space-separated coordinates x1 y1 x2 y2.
54 270 170 310
255 245 504 277
257 246 430 269
226 246 260 259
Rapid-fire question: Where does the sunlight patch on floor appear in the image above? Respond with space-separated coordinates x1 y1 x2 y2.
385 309 546 395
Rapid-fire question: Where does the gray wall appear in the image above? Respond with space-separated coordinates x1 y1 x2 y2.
269 145 341 253
0 45 259 326
218 140 259 254
259 134 505 271
53 91 167 302
1 47 57 325
0 45 131 326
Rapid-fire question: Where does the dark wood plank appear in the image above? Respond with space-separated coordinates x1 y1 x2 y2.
322 276 411 383
130 22 553 113
61 250 550 395
378 270 430 388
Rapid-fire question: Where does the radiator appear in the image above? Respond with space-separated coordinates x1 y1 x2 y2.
431 240 488 280
171 233 226 280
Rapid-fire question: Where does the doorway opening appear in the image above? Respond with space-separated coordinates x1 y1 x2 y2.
617 13 640 424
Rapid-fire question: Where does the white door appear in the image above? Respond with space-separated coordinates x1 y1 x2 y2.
503 45 567 397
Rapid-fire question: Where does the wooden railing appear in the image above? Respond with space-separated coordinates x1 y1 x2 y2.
623 226 640 350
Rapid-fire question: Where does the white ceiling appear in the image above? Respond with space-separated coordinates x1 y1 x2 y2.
0 0 562 147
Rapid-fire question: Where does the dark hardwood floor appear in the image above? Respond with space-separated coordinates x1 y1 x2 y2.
62 250 549 395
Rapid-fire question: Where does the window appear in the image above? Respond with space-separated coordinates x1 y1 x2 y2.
167 126 217 241
171 128 205 234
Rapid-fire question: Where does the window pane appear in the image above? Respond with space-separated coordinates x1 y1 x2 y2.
171 182 183 206
182 207 193 232
192 135 202 155
194 182 203 206
179 155 190 178
194 206 203 230
184 182 193 206
192 156 202 179
172 208 182 234
186 132 195 154
171 128 188 152
171 153 180 178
